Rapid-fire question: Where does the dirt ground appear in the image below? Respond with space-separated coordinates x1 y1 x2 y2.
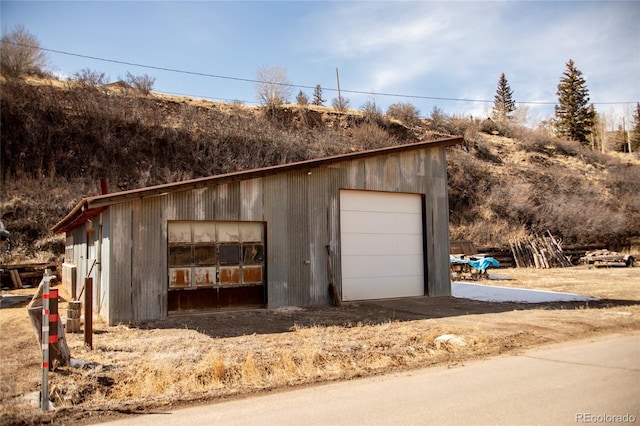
1 265 639 425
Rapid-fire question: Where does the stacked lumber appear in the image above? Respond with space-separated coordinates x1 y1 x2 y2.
580 250 635 268
509 232 572 268
1 263 58 289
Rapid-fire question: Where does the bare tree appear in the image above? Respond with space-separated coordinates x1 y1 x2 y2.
125 71 156 95
255 65 292 109
73 68 109 88
331 95 350 112
361 99 382 121
0 25 50 77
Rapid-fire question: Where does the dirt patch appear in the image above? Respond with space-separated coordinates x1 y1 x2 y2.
1 266 639 425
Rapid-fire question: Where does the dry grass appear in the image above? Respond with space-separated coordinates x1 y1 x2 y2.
1 266 639 425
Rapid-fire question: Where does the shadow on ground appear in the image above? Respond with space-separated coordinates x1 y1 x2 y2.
134 296 640 339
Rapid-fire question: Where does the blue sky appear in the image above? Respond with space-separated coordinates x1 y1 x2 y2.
2 1 639 126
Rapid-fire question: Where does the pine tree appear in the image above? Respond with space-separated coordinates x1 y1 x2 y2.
554 59 595 144
296 90 309 106
312 84 326 106
492 73 516 120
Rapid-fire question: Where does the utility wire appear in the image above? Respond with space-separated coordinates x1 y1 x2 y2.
4 40 638 106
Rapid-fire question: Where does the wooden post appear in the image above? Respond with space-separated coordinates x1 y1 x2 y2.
66 301 82 333
48 288 59 369
84 277 93 350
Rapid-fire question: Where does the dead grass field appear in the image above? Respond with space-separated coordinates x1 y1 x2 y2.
1 265 639 425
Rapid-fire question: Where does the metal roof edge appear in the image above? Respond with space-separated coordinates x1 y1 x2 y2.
52 136 463 233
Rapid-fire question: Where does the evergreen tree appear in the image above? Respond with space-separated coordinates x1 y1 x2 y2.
554 59 595 144
296 90 309 106
312 84 326 106
631 103 640 152
492 73 516 120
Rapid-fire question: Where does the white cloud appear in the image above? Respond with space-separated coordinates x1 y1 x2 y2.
300 1 638 122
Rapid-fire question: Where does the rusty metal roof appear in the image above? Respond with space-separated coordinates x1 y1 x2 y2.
52 137 463 233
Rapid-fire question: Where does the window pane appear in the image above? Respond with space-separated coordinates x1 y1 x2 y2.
169 246 192 265
240 222 263 242
168 222 192 243
243 244 264 264
218 223 239 242
194 245 217 265
195 267 216 287
193 223 216 243
219 244 240 265
242 266 263 284
219 267 239 285
169 268 191 288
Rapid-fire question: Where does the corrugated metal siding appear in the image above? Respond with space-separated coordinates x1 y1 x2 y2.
97 209 111 318
240 179 263 221
424 148 451 296
97 145 453 323
130 197 167 321
287 172 311 306
109 203 133 323
263 175 289 307
307 169 330 305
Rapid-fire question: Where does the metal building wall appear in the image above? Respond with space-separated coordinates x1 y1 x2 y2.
101 145 452 324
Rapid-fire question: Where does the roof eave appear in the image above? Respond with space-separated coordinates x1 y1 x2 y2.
52 136 464 232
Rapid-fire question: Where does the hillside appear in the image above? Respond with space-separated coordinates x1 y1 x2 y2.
1 77 639 261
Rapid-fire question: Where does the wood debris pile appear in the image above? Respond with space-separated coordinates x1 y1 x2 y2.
580 250 635 268
509 232 572 269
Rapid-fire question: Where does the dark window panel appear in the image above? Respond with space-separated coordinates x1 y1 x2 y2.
169 246 192 265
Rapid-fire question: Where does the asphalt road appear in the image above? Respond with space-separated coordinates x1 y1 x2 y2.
103 332 640 426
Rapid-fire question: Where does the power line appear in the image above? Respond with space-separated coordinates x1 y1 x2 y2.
4 40 638 106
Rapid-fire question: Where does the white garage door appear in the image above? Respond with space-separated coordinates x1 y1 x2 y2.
340 190 425 301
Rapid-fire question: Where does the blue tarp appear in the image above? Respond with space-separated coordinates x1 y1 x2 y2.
450 255 500 272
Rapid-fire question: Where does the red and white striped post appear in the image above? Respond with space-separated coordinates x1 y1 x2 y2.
40 269 52 411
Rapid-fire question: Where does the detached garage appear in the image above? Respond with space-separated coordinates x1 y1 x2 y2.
53 137 462 325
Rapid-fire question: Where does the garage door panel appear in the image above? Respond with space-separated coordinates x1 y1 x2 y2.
343 276 424 301
340 190 425 301
396 213 423 234
396 234 424 255
341 191 421 214
342 254 422 279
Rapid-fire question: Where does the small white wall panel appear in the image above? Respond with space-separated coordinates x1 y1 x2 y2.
340 190 424 301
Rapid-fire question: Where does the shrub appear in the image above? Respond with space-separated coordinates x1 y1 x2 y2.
125 72 155 95
360 99 382 122
332 95 350 112
72 68 109 88
386 102 420 127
